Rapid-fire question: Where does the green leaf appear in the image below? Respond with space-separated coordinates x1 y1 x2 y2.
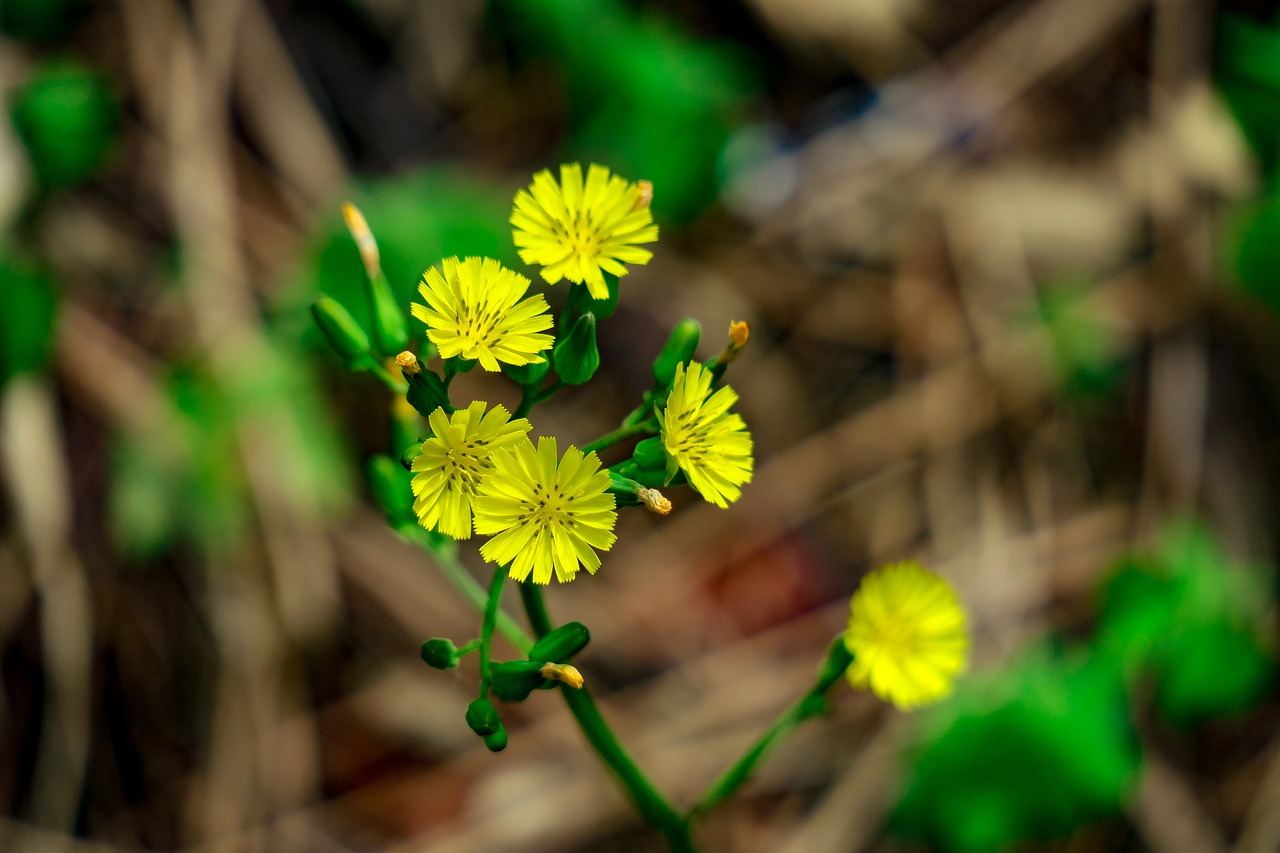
0 255 57 387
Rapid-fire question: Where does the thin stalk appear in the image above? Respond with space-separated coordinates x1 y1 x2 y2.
582 421 656 455
369 362 408 393
519 583 695 852
477 565 506 695
423 540 532 654
691 638 853 816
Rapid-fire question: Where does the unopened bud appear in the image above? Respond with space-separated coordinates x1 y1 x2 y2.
528 622 591 663
342 202 380 281
312 296 371 365
420 637 459 670
465 697 502 735
633 180 653 210
638 488 671 515
552 312 599 385
396 351 422 375
484 724 508 752
719 320 750 365
540 662 584 689
652 319 700 386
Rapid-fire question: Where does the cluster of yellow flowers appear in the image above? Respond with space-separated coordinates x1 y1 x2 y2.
406 164 754 584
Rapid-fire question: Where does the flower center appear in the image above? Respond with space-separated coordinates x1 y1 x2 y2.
552 210 602 258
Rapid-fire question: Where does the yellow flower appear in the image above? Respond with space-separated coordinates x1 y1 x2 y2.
511 163 659 300
410 257 554 371
661 361 753 508
843 561 968 709
473 437 617 584
411 402 532 539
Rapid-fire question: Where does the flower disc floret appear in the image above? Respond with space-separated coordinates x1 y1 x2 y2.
473 437 617 584
411 256 554 371
511 163 659 300
661 361 754 508
843 561 968 710
411 402 532 539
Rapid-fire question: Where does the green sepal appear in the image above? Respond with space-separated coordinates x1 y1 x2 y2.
465 697 502 735
483 724 509 752
366 454 413 523
651 318 701 386
528 622 591 663
420 638 459 670
552 312 600 385
490 660 548 702
611 460 640 480
367 270 409 355
312 296 371 365
663 451 680 487
632 436 666 471
816 637 855 692
404 370 451 418
502 357 551 387
569 275 620 321
400 441 423 471
446 356 478 375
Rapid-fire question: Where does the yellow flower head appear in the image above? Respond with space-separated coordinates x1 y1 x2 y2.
511 163 659 300
843 561 968 710
410 256 554 372
661 361 754 508
473 437 617 584
411 402 532 539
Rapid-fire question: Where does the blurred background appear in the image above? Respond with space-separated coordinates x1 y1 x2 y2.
2 0 1279 850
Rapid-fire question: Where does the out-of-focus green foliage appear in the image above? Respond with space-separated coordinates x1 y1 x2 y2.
0 0 89 42
1034 281 1125 401
10 59 117 188
892 521 1275 850
491 0 758 222
892 652 1140 853
1217 14 1280 310
292 170 511 350
1098 522 1275 726
0 254 57 387
111 348 351 558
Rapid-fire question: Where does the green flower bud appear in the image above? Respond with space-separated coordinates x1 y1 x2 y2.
400 441 423 471
528 622 591 663
490 660 548 702
553 312 600 385
312 296 371 365
420 638 459 670
465 697 502 735
404 370 451 419
632 436 666 472
368 271 409 355
502 357 551 387
366 454 413 522
652 319 701 386
484 724 508 752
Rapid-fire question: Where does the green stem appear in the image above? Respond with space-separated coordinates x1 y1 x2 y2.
691 638 853 816
582 421 656 455
421 538 532 654
477 565 506 695
369 361 408 393
519 583 695 852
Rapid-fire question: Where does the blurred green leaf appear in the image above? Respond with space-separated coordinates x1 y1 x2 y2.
492 0 758 222
0 254 58 387
10 59 117 188
1096 520 1276 727
892 650 1139 853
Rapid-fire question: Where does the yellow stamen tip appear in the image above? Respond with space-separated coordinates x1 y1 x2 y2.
540 662 585 689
